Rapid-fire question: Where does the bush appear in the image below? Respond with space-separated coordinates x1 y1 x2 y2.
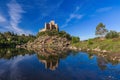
87 39 93 45
58 31 71 40
105 30 119 39
37 30 72 40
72 36 80 44
0 32 36 48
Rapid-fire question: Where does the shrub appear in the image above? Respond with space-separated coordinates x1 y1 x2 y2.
87 39 93 45
37 30 72 40
72 36 80 44
58 31 71 40
105 30 119 39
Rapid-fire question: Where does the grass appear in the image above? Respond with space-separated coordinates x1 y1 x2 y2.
72 38 120 53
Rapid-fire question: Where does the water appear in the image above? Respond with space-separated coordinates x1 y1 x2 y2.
0 49 120 80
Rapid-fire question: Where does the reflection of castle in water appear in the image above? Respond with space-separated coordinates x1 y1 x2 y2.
37 54 60 71
35 48 120 71
40 58 59 71
1 48 120 71
36 48 71 70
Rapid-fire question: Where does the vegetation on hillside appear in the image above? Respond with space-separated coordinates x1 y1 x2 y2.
0 30 80 48
105 30 119 39
37 30 80 43
71 36 80 44
72 22 120 53
37 30 72 40
0 32 36 48
1 22 120 53
73 38 120 53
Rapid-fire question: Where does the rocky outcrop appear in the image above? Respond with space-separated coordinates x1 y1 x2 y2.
18 35 70 50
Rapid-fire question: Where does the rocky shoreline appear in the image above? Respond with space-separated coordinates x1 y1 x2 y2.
69 46 108 53
69 46 120 63
17 35 71 50
16 34 120 63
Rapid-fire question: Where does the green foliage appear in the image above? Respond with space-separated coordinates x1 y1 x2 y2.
0 32 36 48
105 30 119 39
73 38 120 53
71 36 80 44
37 30 59 37
58 31 71 40
87 39 93 45
95 23 108 37
37 30 72 40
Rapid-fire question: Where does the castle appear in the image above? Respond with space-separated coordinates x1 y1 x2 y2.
40 20 59 32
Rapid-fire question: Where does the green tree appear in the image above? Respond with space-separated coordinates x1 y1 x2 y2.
37 30 72 40
105 30 119 39
58 31 71 40
0 31 36 48
71 36 80 44
95 23 108 37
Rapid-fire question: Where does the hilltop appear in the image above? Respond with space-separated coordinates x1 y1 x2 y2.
21 30 72 50
17 20 80 50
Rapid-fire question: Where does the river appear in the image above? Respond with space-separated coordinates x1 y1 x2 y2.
0 48 120 80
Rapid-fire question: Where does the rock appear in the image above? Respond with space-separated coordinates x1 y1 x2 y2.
87 49 90 51
20 35 70 50
93 48 101 52
68 46 79 50
102 50 107 53
78 48 81 51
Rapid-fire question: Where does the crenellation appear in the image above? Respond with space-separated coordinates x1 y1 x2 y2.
40 20 59 32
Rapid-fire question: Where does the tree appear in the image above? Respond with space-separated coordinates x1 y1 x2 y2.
95 23 108 37
58 31 71 40
105 30 119 39
0 31 36 48
71 36 80 44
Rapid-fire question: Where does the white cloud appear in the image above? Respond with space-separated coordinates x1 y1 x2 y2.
66 14 83 23
61 6 83 28
0 14 6 22
7 0 32 35
96 7 112 13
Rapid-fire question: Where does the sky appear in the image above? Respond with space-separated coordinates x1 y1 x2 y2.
0 0 120 40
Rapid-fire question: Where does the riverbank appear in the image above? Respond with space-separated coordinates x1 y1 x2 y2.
71 38 120 54
69 38 120 63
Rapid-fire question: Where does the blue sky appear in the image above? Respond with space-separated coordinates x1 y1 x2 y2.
0 0 120 40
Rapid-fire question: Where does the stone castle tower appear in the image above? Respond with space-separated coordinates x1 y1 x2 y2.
40 20 59 32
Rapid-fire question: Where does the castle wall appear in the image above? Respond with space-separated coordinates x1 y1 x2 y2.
40 20 59 32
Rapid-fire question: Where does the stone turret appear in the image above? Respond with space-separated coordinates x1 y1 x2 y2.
40 20 59 32
50 20 55 25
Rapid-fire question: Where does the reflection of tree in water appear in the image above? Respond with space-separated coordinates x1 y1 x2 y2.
0 48 33 59
0 47 76 71
37 49 120 71
87 52 120 70
87 52 107 70
97 57 108 70
1 48 120 71
88 52 94 59
98 53 120 66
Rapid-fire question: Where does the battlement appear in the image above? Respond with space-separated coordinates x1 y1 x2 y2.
40 20 59 32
